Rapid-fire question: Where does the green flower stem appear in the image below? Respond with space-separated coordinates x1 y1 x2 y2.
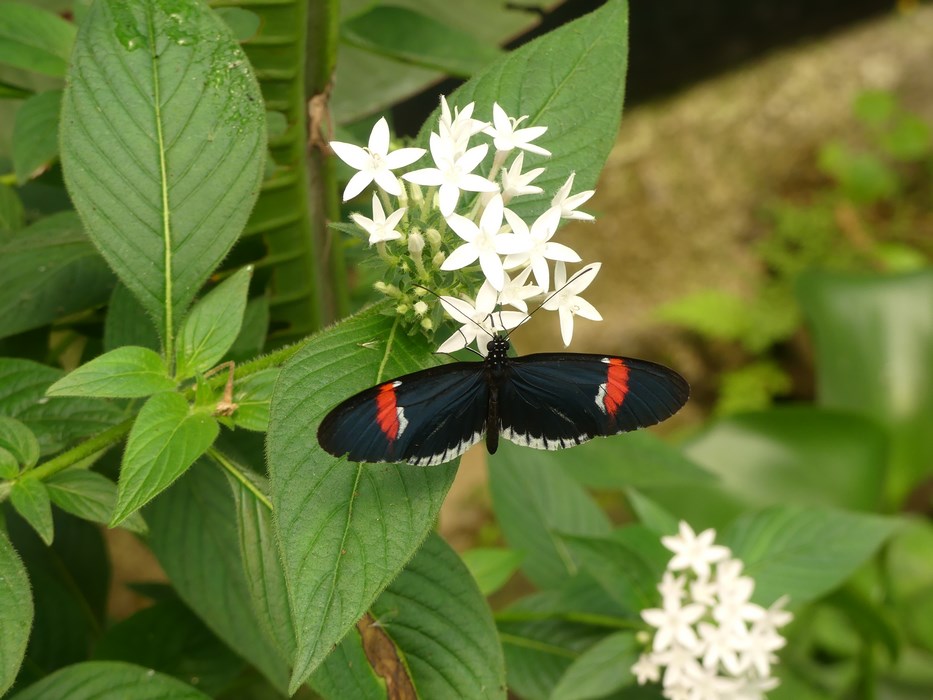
24 417 135 483
493 609 645 631
207 446 272 511
206 335 313 391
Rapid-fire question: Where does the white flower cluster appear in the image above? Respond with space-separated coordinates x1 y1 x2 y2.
329 98 602 354
633 522 792 700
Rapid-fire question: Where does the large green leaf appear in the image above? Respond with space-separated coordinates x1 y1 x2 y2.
145 461 291 693
12 89 61 183
549 631 638 700
0 2 75 78
488 441 611 590
684 407 889 512
722 506 902 606
47 346 175 398
369 534 505 698
419 0 629 223
797 270 933 505
461 547 525 596
0 358 124 456
267 304 457 690
59 0 266 353
0 212 115 340
0 528 32 697
9 661 211 700
103 283 161 352
112 392 218 525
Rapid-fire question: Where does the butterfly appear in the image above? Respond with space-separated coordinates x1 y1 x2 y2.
317 332 689 466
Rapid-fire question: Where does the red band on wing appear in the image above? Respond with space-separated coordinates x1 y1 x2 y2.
602 358 630 416
375 383 400 441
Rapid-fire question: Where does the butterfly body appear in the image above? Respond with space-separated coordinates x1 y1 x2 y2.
318 334 689 466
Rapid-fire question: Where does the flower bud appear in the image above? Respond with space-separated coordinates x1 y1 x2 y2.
432 252 446 268
413 300 429 317
395 304 409 315
425 228 442 251
408 231 425 257
420 317 433 331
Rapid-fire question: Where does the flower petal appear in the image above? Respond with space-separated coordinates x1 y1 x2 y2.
440 243 479 271
342 170 374 201
368 116 390 155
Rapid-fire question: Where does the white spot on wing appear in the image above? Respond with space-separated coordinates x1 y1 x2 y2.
396 406 409 437
408 432 483 467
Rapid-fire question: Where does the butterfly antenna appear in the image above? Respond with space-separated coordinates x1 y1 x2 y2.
412 284 486 358
508 264 598 336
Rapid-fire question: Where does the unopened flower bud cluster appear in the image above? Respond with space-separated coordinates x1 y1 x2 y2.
633 522 793 700
330 97 603 354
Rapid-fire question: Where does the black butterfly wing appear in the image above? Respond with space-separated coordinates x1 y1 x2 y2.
498 353 689 450
317 362 489 466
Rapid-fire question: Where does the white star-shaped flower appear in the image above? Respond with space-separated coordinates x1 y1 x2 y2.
494 266 541 313
642 596 705 652
551 171 596 221
350 194 406 245
439 96 488 154
440 194 526 290
483 102 551 156
500 152 545 203
436 284 526 356
502 206 580 292
632 654 661 685
403 132 499 216
541 262 603 346
330 117 426 200
658 570 687 607
662 521 731 580
697 620 746 674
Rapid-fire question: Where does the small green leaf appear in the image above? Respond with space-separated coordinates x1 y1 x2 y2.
853 90 896 127
231 368 278 432
880 114 931 161
0 184 25 236
228 295 270 361
103 283 160 353
47 346 175 398
13 89 61 183
175 267 253 379
0 212 115 340
10 477 54 545
0 528 33 696
112 392 219 526
10 660 212 700
0 416 39 468
655 289 752 342
549 632 638 700
489 441 611 590
0 1 76 78
461 547 524 596
723 506 903 606
341 6 503 78
0 445 18 479
624 489 679 536
46 470 147 535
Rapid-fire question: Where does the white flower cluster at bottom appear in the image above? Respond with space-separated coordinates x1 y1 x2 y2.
633 522 792 700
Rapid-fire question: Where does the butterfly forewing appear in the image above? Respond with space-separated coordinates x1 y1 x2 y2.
498 353 689 450
317 362 489 466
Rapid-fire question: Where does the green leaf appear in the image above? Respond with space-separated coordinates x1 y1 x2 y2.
231 368 277 432
47 346 175 398
549 632 637 700
853 90 896 127
684 407 889 512
228 295 269 361
0 1 75 78
0 446 17 479
310 631 383 700
0 212 115 340
267 304 456 690
341 6 502 78
10 477 54 545
91 598 244 696
214 7 260 42
722 506 902 606
103 283 161 352
13 89 61 183
0 528 32 697
112 392 218 525
489 441 610 590
0 184 25 236
46 469 147 535
175 266 253 378
0 416 39 468
0 358 124 456
881 114 931 161
9 660 212 699
817 141 898 203
225 466 296 662
797 270 933 506
421 0 629 223
624 489 679 535
146 461 291 693
60 0 266 353
461 547 524 596
655 289 752 342
368 533 505 699
558 526 669 614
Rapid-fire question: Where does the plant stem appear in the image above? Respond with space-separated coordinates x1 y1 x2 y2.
493 609 644 630
207 447 273 511
24 418 134 482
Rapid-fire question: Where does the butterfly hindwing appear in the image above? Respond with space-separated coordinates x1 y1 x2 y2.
317 362 489 466
498 353 689 450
